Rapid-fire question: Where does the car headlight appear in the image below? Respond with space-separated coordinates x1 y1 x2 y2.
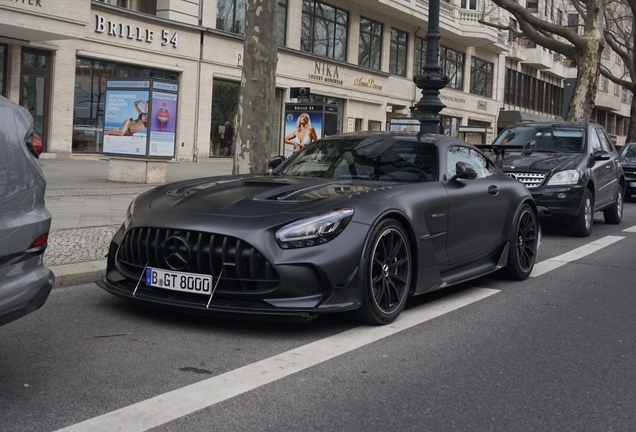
124 196 138 230
547 169 580 186
276 208 354 249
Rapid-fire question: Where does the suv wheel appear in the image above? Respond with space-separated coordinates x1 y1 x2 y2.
603 187 623 224
569 189 593 237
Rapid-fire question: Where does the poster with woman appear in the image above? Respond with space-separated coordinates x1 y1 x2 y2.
103 89 150 155
149 91 178 157
283 109 322 156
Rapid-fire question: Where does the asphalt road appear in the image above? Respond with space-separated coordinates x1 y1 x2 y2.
2 203 636 431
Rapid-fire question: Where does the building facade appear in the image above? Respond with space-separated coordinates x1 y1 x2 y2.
0 0 632 161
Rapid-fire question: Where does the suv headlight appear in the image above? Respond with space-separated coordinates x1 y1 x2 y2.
547 169 580 186
276 208 354 249
124 196 138 230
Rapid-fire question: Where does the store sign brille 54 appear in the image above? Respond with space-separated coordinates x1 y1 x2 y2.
95 15 178 48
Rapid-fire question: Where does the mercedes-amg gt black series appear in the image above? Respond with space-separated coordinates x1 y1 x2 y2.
97 132 539 325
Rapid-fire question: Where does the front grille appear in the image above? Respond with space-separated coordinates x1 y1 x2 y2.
505 172 546 189
116 228 279 293
622 167 636 175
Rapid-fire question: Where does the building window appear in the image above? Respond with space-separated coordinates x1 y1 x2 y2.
72 58 176 154
599 75 608 92
278 0 288 46
602 47 611 60
470 57 493 97
441 46 465 91
389 28 408 77
215 0 288 46
527 1 538 12
358 17 382 69
414 36 427 76
460 0 477 10
568 13 579 34
0 44 6 97
217 0 246 34
301 0 349 61
98 0 157 14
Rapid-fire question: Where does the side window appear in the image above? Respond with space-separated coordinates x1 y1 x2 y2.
595 127 613 153
589 128 602 152
447 145 495 179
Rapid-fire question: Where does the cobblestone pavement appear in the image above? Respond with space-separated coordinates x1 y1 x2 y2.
45 225 119 267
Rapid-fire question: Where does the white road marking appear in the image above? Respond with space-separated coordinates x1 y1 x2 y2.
622 224 636 233
55 287 499 432
530 235 625 277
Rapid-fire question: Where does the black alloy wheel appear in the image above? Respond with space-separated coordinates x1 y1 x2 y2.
505 203 539 280
355 219 411 325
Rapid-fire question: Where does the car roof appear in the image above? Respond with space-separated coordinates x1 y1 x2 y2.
318 130 475 148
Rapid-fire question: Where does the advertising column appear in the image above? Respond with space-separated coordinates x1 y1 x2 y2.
283 104 338 156
103 79 179 158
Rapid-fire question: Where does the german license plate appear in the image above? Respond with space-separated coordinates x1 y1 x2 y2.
630 182 636 188
146 267 212 295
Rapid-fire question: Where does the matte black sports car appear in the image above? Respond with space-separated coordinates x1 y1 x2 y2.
97 132 539 325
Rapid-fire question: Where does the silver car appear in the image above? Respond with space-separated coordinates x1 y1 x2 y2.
0 95 54 326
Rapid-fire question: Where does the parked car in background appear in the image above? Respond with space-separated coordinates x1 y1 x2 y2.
619 142 636 200
482 120 625 237
0 95 54 327
97 131 539 325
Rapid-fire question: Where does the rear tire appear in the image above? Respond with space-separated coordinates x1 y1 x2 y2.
355 219 411 325
504 203 539 280
569 189 593 237
603 187 623 224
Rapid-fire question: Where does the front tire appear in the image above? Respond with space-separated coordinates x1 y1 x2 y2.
569 189 594 237
355 219 411 325
603 186 623 224
504 203 539 280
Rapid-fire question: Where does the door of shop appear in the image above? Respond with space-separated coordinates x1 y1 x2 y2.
20 49 51 152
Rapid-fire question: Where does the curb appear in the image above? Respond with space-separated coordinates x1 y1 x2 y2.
49 260 106 288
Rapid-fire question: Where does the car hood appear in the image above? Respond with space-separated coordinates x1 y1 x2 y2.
501 152 584 174
147 174 402 217
619 157 636 168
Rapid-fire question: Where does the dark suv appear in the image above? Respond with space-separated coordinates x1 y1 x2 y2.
484 121 625 237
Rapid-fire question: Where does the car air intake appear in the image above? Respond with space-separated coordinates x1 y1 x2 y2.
116 228 279 292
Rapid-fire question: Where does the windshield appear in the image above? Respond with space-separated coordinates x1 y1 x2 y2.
493 126 586 154
275 138 438 183
621 145 636 158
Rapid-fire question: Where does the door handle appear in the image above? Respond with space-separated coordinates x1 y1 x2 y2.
488 185 499 195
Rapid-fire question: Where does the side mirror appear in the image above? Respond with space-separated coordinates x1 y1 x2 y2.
450 161 478 181
593 150 610 161
521 140 536 156
268 155 286 170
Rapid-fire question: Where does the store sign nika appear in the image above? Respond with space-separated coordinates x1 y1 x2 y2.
308 62 343 85
95 15 178 48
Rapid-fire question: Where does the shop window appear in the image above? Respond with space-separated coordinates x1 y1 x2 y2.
358 17 382 70
0 44 6 97
389 28 408 77
72 57 176 153
414 36 426 77
440 46 464 91
470 57 493 98
300 0 348 61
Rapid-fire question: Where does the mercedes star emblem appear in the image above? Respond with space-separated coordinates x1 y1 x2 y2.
163 236 190 271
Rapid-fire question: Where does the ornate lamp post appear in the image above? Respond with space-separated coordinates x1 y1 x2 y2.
411 0 449 137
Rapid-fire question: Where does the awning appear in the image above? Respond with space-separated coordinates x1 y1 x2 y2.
497 111 563 128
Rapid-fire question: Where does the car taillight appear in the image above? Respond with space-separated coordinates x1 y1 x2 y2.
26 133 42 158
29 233 49 249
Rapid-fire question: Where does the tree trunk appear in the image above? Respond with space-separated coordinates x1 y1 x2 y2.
566 47 602 121
234 0 278 174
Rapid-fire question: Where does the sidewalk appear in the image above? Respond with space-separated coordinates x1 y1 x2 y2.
41 157 233 287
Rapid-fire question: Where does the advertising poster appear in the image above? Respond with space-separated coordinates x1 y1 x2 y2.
149 91 177 157
103 89 150 155
283 105 323 157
